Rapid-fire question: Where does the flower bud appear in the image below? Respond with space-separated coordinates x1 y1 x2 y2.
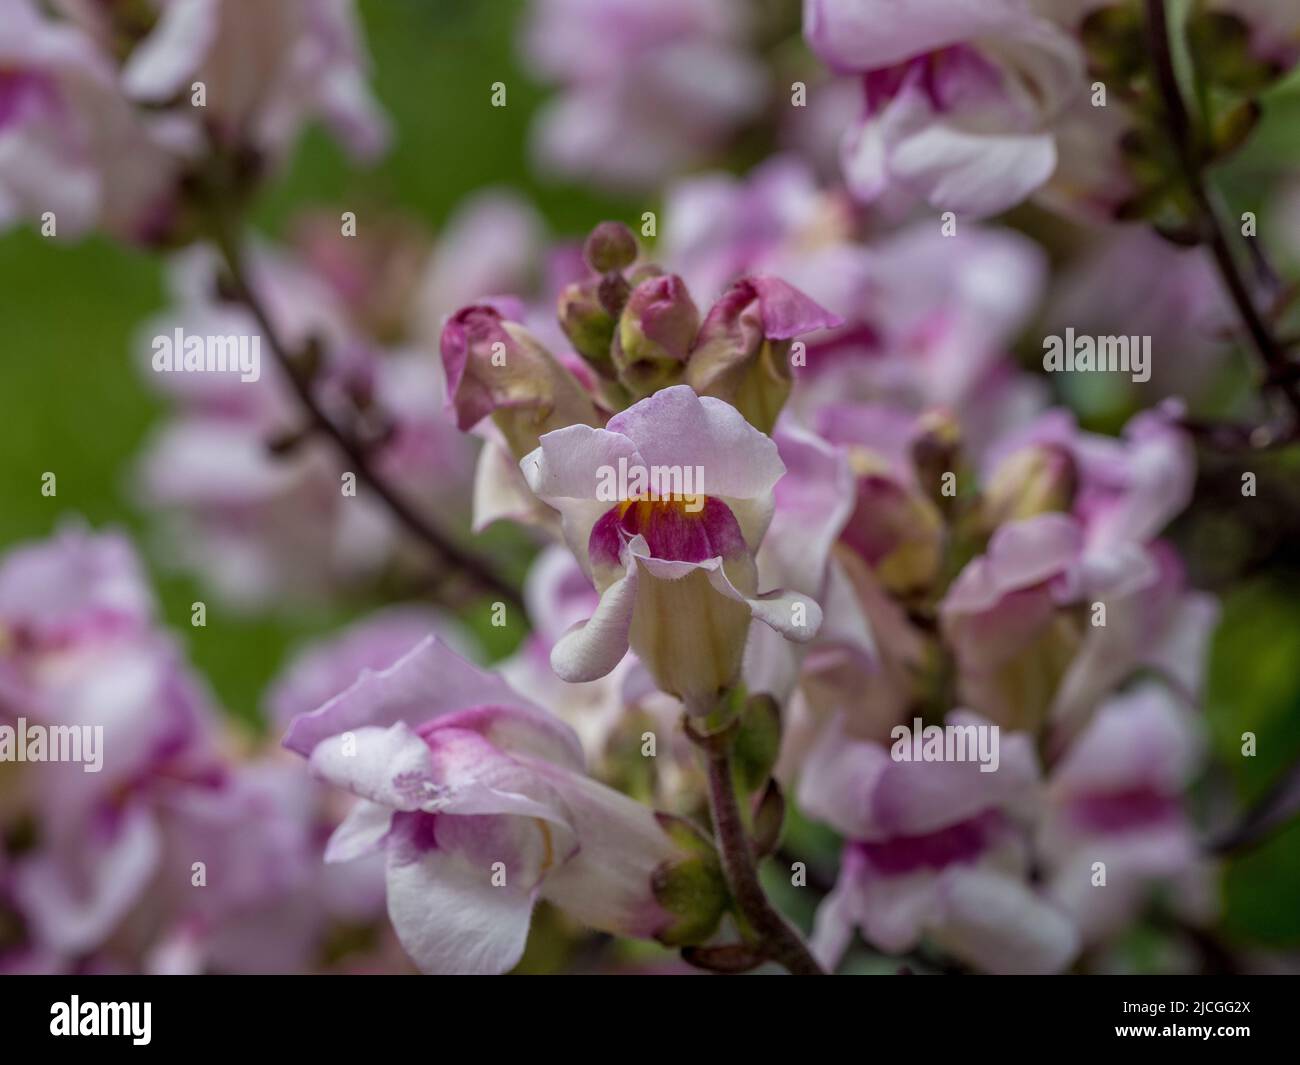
650 813 729 946
686 276 841 434
983 443 1078 527
440 303 601 459
841 449 943 596
614 274 699 397
910 408 963 510
584 221 639 273
557 279 617 373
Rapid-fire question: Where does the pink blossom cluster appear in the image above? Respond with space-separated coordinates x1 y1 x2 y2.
3 0 1297 978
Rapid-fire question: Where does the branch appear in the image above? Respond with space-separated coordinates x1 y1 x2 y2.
1144 0 1300 423
209 221 527 615
687 713 826 975
1207 754 1300 856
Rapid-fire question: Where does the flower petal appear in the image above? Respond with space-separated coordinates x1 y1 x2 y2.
550 563 640 684
283 636 583 772
383 812 542 975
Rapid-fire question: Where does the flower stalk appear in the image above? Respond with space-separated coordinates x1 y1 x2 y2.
685 701 825 976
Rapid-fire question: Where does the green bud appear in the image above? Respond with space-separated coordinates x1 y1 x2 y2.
584 221 639 273
557 279 617 373
651 856 729 947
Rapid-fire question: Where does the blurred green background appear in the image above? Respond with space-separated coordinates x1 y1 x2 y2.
0 0 1297 958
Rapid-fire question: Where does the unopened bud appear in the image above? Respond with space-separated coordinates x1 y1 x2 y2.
686 276 840 434
557 279 616 373
842 450 943 595
440 303 601 459
584 221 638 274
614 274 699 397
910 409 963 509
983 443 1078 526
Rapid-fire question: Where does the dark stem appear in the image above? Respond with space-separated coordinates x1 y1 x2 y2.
696 738 825 975
209 221 526 614
1207 754 1300 856
1143 0 1300 422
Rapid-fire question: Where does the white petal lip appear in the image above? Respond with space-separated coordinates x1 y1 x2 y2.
324 799 394 863
550 564 640 685
121 0 221 101
383 816 539 976
812 844 1079 973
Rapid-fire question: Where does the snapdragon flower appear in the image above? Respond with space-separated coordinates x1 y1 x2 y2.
283 635 723 974
0 0 181 240
799 711 1079 973
803 0 1085 217
522 385 825 711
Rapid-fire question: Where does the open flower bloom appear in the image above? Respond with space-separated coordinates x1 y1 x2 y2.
799 712 1079 973
521 385 823 711
1039 684 1216 946
0 528 226 960
944 407 1217 739
804 0 1084 217
120 0 389 163
522 0 766 190
283 636 686 974
0 0 181 240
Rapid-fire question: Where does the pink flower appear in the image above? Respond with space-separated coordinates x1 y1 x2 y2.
1040 685 1217 945
0 528 224 961
121 0 389 162
0 0 180 240
942 407 1217 736
522 385 823 710
440 301 603 459
804 0 1084 217
523 0 766 190
799 712 1079 973
283 636 692 974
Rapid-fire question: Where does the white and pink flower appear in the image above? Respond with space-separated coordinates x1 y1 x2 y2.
282 636 692 974
800 711 1079 973
522 385 824 710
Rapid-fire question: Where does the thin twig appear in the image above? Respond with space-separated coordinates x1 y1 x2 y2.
1144 0 1300 422
1207 755 1300 856
209 221 527 614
